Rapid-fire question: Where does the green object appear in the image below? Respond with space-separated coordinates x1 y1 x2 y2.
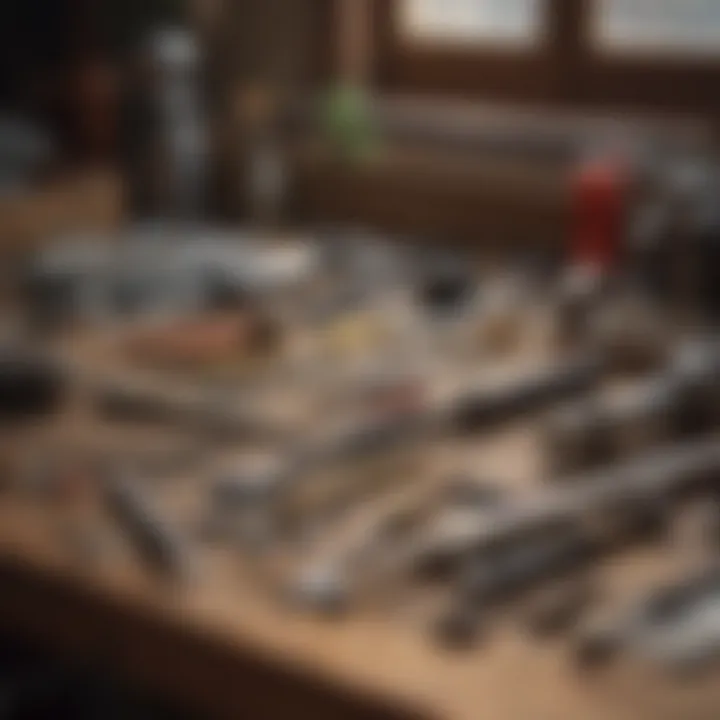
320 83 379 164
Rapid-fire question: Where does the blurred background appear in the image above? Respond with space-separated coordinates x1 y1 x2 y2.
2 0 719 239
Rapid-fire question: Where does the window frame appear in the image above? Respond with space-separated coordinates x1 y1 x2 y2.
591 0 720 60
373 0 569 103
373 0 720 115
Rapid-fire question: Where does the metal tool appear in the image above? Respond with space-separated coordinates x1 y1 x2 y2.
215 353 605 537
637 584 720 673
576 565 720 673
457 528 597 604
304 438 720 615
104 470 192 581
291 478 508 615
544 338 720 474
449 354 604 433
93 374 275 440
416 438 720 568
434 526 598 648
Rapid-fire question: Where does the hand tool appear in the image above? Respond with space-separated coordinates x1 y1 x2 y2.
310 438 720 616
434 526 598 649
214 353 605 540
544 338 720 474
93 374 277 440
103 469 192 581
290 478 507 616
576 565 720 673
416 438 720 569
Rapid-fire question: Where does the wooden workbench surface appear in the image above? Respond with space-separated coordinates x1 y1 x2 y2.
3 427 719 719
1 319 718 720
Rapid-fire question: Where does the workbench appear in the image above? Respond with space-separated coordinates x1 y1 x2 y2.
1 294 718 720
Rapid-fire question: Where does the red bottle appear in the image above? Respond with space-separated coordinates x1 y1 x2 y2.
571 158 629 271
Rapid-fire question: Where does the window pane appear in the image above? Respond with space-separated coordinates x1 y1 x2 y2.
596 0 720 54
400 0 545 46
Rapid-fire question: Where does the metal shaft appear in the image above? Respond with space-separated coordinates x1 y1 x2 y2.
217 353 605 517
104 472 191 581
418 438 720 565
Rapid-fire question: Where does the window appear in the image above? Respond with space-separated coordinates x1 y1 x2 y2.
400 0 546 47
375 0 557 103
376 0 720 113
595 0 720 55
